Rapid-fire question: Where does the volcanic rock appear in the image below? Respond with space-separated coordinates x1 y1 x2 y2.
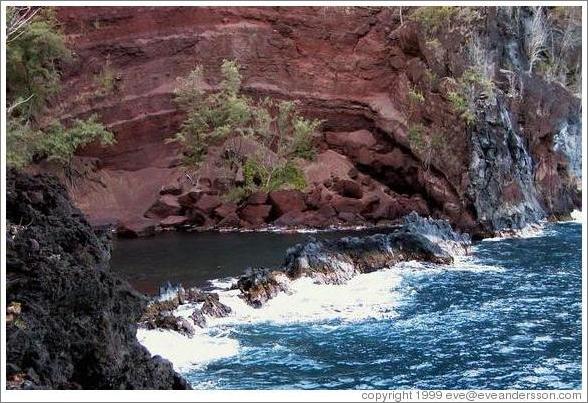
6 169 189 389
239 204 272 225
268 190 306 216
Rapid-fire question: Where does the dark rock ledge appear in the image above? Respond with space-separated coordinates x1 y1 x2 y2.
5 169 190 390
144 212 471 332
236 212 470 307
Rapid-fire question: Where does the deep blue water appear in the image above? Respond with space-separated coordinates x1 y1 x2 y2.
182 222 582 389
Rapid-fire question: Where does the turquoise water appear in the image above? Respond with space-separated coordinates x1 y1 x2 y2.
180 222 582 389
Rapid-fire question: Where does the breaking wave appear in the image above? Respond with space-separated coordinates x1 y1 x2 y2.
136 221 580 389
139 256 504 372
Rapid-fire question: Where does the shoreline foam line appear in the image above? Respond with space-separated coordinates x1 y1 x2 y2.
138 253 506 373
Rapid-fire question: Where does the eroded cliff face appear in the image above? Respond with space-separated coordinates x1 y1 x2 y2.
47 6 581 237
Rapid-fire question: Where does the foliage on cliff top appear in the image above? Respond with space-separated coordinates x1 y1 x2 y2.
409 6 457 35
6 7 70 119
170 60 322 200
6 6 115 169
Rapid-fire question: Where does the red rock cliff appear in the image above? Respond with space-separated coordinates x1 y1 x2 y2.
48 6 581 237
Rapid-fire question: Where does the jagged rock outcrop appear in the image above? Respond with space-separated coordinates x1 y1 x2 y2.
5 169 190 390
140 284 232 331
44 6 580 237
402 211 471 256
468 99 546 233
237 213 469 307
138 213 469 312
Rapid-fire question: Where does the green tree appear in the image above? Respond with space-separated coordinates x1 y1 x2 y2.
6 7 115 169
170 60 322 200
6 7 71 119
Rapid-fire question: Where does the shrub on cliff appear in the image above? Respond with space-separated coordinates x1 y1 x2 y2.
5 6 115 170
407 124 442 173
170 60 322 200
409 6 457 36
443 67 495 127
94 56 118 96
37 115 115 165
7 114 115 168
6 7 70 119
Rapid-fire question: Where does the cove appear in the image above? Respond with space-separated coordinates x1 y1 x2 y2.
111 227 399 294
115 221 581 389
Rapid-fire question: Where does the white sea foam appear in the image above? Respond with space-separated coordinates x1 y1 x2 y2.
570 209 583 223
482 222 546 242
451 255 506 273
137 328 240 371
139 253 510 373
138 227 508 373
218 224 381 234
402 256 505 274
208 267 405 326
138 266 407 372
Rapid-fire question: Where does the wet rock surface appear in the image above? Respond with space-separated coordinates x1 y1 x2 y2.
402 212 471 256
141 284 233 331
143 214 464 314
5 169 190 390
236 269 291 308
235 213 467 307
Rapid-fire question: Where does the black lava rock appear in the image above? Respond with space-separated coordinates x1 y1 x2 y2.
5 169 190 390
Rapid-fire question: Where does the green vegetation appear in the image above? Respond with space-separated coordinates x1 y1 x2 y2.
406 84 426 126
408 86 425 105
447 88 476 126
447 91 467 112
6 7 71 119
223 186 252 204
405 85 442 172
6 7 115 169
407 123 443 172
444 67 495 126
170 60 322 201
6 118 40 169
94 57 117 96
38 115 115 165
462 66 494 97
242 158 307 194
7 114 114 168
409 6 457 36
407 123 425 149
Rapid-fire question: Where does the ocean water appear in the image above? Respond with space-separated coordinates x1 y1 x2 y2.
131 221 582 390
111 226 398 294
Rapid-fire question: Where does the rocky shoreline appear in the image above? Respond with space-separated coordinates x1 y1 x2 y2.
140 212 471 336
5 169 190 390
114 178 435 239
4 168 579 388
